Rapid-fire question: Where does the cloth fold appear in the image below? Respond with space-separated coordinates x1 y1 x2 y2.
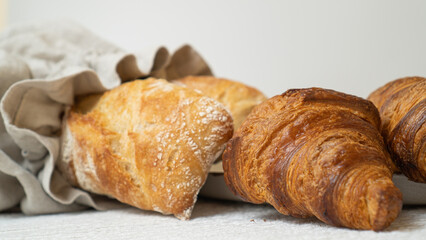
0 21 212 214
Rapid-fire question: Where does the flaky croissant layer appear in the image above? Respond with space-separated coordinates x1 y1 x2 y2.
223 88 402 231
368 77 426 183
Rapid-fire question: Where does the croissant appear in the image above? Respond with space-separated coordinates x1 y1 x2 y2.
368 77 426 182
58 79 233 219
172 76 267 130
223 88 402 230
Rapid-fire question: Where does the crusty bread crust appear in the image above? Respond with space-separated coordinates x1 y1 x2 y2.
59 78 233 219
172 76 267 130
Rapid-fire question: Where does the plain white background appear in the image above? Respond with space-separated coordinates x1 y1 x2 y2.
4 0 426 97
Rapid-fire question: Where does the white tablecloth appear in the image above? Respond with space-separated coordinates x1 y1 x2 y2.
1 199 425 240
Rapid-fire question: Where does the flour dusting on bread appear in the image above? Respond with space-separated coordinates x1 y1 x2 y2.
59 78 233 219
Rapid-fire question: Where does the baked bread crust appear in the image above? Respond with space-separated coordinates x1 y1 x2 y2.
172 76 267 130
59 78 233 219
223 88 402 230
368 77 426 182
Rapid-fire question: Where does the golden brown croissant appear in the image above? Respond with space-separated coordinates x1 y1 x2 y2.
223 88 402 230
172 76 267 130
368 77 425 182
59 79 233 219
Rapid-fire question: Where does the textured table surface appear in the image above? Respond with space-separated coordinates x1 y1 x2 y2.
1 199 426 240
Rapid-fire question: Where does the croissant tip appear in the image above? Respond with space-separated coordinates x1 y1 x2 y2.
367 184 403 231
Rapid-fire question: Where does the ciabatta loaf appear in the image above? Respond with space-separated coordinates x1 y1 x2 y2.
59 78 233 219
172 76 267 130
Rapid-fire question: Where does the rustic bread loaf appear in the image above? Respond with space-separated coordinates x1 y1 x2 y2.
59 78 233 219
172 76 267 130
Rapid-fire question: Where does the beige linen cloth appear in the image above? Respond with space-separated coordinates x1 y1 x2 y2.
0 21 212 214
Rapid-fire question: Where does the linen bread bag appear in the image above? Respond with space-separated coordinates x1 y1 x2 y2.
0 21 222 215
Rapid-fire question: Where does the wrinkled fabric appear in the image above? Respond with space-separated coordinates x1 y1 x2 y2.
0 21 212 214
